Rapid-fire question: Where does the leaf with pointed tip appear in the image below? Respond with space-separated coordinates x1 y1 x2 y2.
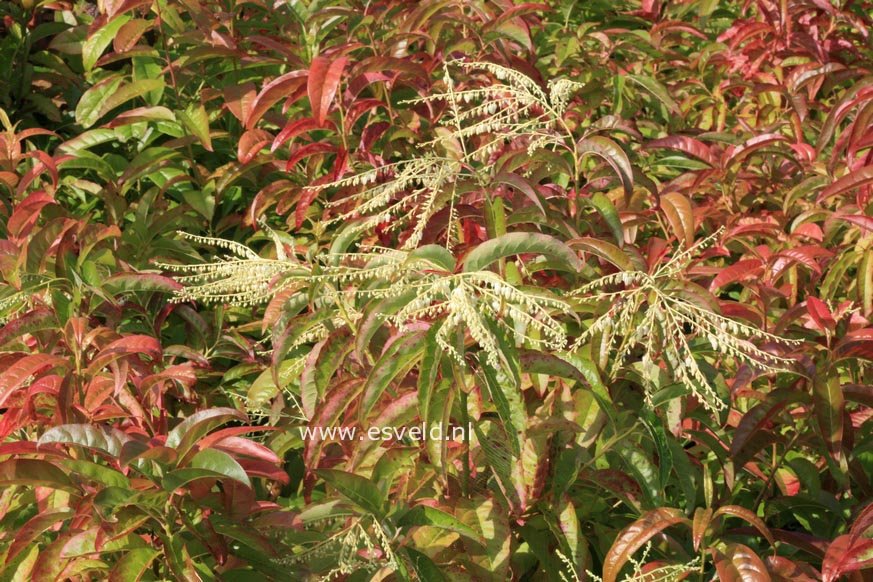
177 103 212 151
818 166 873 203
660 192 694 248
569 237 639 271
464 232 581 273
712 543 772 582
190 448 251 487
644 135 715 166
246 70 307 129
603 508 689 582
626 74 680 114
308 55 348 126
83 14 130 71
577 136 634 202
714 505 774 546
398 505 483 544
316 469 386 517
108 548 160 582
38 425 131 458
359 332 426 423
165 408 248 456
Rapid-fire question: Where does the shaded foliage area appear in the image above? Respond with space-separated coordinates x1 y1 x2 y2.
1 0 873 580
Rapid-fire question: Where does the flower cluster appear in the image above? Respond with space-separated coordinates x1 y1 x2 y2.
382 270 570 368
573 230 799 411
304 61 581 251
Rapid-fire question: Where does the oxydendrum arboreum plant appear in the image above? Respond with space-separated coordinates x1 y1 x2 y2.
161 62 800 416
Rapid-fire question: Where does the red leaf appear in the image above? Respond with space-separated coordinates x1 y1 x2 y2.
818 166 873 204
603 508 689 582
644 135 716 166
271 117 322 152
807 297 836 331
710 259 764 291
822 535 873 582
765 556 819 582
7 191 56 242
237 129 273 164
113 18 152 53
5 509 74 566
223 82 256 124
850 502 873 539
308 55 348 127
285 142 336 172
712 543 772 582
791 222 823 241
246 70 307 129
726 133 790 165
0 354 68 410
86 335 162 374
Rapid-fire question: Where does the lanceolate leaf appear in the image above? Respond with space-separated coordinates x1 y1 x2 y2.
38 425 131 457
818 166 873 203
603 508 689 582
478 356 525 457
83 15 131 71
308 55 348 126
712 543 772 582
660 191 694 248
108 548 161 582
315 469 386 517
464 232 582 273
165 408 248 454
644 135 716 166
359 332 426 423
190 448 251 487
814 369 844 464
835 535 873 576
569 237 639 271
577 136 634 202
398 505 484 544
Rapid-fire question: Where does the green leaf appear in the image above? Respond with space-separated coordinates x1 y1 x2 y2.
0 459 74 490
418 321 443 426
626 74 680 114
464 232 581 273
165 407 247 456
83 15 131 71
94 79 166 127
190 448 251 487
38 424 130 457
403 547 446 582
859 250 873 317
315 469 386 517
581 192 624 247
60 460 130 488
359 332 426 423
75 75 125 128
569 237 640 271
477 356 525 457
399 505 484 544
640 410 672 492
108 548 160 582
577 136 634 202
176 103 213 151
162 467 241 491
406 244 456 272
814 369 845 470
